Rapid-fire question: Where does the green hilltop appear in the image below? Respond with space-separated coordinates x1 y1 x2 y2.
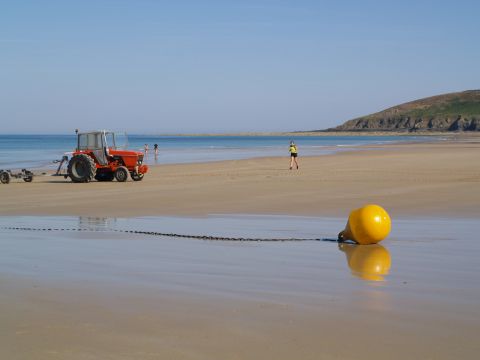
327 90 480 132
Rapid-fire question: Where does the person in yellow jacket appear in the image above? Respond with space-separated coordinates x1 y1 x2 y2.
289 140 299 170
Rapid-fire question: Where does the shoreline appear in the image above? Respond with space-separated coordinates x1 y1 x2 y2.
1 132 440 172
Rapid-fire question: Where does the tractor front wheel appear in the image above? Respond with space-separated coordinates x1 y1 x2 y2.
114 166 129 182
131 172 144 181
0 171 11 184
68 154 96 183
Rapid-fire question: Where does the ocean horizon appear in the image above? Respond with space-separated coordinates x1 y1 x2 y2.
0 134 431 170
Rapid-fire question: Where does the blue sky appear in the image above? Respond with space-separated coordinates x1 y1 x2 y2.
1 0 479 134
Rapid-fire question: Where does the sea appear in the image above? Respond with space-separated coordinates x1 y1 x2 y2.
0 134 433 171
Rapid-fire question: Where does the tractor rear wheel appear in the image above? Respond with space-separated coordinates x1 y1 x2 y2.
131 172 144 181
114 166 129 182
0 171 10 184
68 154 96 183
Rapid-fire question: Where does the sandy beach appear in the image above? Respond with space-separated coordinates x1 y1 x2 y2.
1 137 479 218
1 137 480 360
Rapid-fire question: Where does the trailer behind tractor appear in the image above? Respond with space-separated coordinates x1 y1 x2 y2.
0 169 34 184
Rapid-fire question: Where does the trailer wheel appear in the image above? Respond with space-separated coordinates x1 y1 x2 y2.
114 166 129 182
131 172 144 181
22 170 33 182
68 154 96 183
0 171 10 184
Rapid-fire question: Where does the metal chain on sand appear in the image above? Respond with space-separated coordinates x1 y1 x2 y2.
1 226 338 242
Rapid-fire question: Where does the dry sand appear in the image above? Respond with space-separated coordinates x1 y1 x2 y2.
1 137 479 218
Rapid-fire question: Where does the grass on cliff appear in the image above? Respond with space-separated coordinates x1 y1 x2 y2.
406 99 480 118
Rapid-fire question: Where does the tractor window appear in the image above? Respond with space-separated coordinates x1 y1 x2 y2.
78 133 103 150
105 133 115 150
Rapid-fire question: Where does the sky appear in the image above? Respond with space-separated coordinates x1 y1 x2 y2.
1 0 479 134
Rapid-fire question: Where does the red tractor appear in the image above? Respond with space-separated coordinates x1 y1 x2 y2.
64 130 148 183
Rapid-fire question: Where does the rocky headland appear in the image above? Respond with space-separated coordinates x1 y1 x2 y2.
326 90 480 132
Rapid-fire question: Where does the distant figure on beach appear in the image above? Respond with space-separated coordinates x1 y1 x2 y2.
153 143 158 156
289 141 299 170
144 144 149 154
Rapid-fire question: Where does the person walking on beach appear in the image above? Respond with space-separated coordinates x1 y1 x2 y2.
144 144 149 154
289 140 299 170
153 143 158 156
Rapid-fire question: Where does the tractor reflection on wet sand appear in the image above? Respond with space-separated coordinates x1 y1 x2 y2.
64 130 148 183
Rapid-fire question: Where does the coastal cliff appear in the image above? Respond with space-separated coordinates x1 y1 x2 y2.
327 90 480 132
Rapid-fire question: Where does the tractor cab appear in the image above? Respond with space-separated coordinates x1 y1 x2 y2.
77 131 128 151
63 130 148 183
76 131 127 165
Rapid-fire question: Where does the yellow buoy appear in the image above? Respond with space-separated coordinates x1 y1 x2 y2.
338 243 391 281
338 204 391 245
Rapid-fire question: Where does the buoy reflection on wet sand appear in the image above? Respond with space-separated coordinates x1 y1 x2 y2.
339 243 391 281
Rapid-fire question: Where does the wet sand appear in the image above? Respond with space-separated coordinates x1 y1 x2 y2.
0 137 479 218
0 215 479 359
